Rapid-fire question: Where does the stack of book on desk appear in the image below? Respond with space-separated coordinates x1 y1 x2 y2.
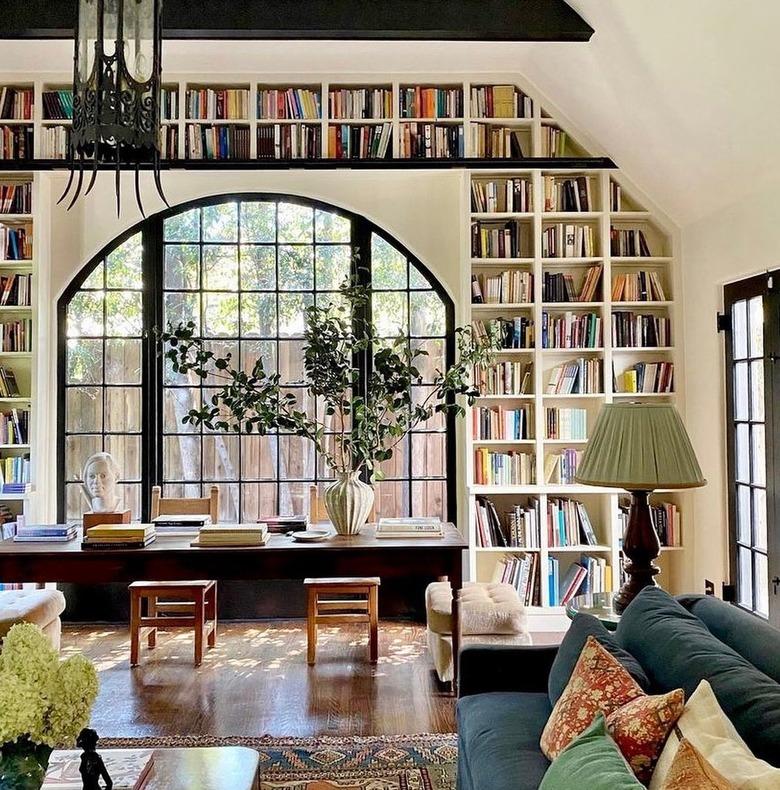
261 515 308 533
191 523 270 547
13 523 77 543
152 513 211 534
375 517 444 538
82 524 156 550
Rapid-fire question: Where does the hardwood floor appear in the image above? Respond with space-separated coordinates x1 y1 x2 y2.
61 620 562 738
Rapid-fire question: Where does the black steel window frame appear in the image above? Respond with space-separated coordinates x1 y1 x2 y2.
57 192 457 523
723 271 779 623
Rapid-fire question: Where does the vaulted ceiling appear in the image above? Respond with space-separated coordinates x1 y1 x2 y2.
0 0 774 226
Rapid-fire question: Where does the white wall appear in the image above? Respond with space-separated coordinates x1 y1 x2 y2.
681 175 780 592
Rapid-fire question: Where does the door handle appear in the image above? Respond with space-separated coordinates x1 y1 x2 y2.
773 576 780 595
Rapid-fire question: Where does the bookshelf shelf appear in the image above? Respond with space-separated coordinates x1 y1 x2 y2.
473 439 536 446
612 391 675 399
548 545 611 552
471 212 534 220
0 214 33 221
542 393 604 400
611 256 672 265
541 257 603 265
543 211 601 220
541 347 604 354
612 301 672 308
471 302 533 311
612 346 675 353
477 546 541 553
542 301 603 309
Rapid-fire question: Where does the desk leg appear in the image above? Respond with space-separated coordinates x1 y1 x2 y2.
450 558 463 695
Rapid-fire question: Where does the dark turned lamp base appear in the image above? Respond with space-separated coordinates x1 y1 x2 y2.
614 490 661 614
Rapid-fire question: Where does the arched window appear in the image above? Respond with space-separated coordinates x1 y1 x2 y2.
59 195 454 524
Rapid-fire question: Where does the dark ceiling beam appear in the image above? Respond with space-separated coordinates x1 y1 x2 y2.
0 0 593 41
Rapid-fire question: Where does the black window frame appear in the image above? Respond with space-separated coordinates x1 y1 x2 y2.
57 192 457 524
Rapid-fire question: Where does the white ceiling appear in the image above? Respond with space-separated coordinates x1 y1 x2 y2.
0 0 776 226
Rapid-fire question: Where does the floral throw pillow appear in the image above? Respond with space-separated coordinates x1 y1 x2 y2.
660 739 735 789
541 636 644 760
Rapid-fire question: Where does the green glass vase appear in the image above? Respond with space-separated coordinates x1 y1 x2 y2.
0 738 52 790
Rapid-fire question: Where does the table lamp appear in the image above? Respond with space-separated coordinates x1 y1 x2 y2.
575 403 705 613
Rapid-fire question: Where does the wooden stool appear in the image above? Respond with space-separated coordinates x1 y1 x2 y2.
129 580 217 667
304 577 380 665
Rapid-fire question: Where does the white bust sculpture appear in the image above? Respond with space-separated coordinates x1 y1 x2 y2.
81 452 122 513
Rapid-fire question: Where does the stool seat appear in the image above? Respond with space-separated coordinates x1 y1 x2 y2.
304 577 380 587
130 580 215 590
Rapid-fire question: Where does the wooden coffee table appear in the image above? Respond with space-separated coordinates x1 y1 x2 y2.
139 747 259 790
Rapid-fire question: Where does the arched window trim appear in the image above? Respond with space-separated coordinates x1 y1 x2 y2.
57 192 457 524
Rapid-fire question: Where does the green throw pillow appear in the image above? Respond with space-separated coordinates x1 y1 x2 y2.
539 714 643 790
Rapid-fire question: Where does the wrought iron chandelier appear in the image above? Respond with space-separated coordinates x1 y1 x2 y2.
59 0 168 216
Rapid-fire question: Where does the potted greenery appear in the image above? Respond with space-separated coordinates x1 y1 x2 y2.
163 275 497 535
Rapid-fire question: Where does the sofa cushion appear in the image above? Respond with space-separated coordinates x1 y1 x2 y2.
676 594 780 684
457 692 551 790
539 714 643 790
548 613 650 705
0 589 66 639
660 739 736 790
617 587 780 766
426 581 526 636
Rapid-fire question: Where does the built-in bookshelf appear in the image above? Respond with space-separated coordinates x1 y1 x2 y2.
0 171 35 543
466 164 680 626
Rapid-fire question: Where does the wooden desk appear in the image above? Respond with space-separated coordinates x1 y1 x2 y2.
0 524 467 681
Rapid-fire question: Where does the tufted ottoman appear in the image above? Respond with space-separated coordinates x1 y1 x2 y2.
0 589 67 651
425 581 531 683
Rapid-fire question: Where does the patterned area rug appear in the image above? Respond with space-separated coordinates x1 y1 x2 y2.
101 733 458 789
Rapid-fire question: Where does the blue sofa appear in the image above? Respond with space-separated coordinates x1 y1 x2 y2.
456 588 780 790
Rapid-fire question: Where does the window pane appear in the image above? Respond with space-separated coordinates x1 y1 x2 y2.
277 203 313 243
377 436 408 479
203 202 238 243
371 234 406 290
164 292 200 333
411 339 445 383
279 435 314 480
203 435 240 481
241 482 277 521
734 362 748 421
315 245 351 290
164 244 200 290
413 385 445 430
374 480 409 519
240 246 275 290
240 293 276 337
755 553 768 617
411 291 446 336
82 262 104 290
412 479 446 519
240 201 276 243
68 292 104 337
241 340 277 376
164 387 200 433
201 340 237 386
105 292 143 336
164 207 200 242
736 484 751 544
163 435 201 481
105 339 141 385
750 360 764 421
212 483 240 521
748 296 763 358
737 546 752 608
278 481 309 516
119 483 142 520
373 291 407 336
751 424 765 486
66 387 102 433
735 423 749 483
315 210 350 242
278 293 312 336
65 434 102 480
278 246 314 290
753 487 767 552
106 234 142 289
241 435 278 480
410 265 431 289
412 432 447 478
278 340 306 383
732 299 747 359
203 293 239 337
105 434 141 481
67 339 103 384
105 387 141 432
203 245 239 291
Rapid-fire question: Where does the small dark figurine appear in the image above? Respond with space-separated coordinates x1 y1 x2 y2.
76 728 113 790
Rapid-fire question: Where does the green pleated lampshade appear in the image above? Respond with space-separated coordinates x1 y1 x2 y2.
575 403 706 490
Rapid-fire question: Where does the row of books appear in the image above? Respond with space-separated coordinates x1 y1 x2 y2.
161 87 179 120
473 448 534 486
258 125 321 160
472 406 532 441
39 125 69 159
547 497 598 547
0 366 21 397
471 220 528 259
193 522 270 547
545 407 587 441
542 223 597 258
471 270 533 304
470 125 526 159
13 523 77 543
618 499 681 547
0 88 33 120
542 266 602 303
470 85 532 118
541 311 602 349
185 124 251 160
41 89 73 120
473 317 534 349
0 183 31 214
186 88 250 120
82 524 156 549
0 227 31 261
471 178 532 213
543 176 594 212
493 552 540 606
549 555 612 606
546 358 603 394
0 408 28 444
616 361 674 394
610 181 623 212
475 496 541 548
611 227 652 257
399 123 464 158
399 86 463 119
473 361 532 396
0 126 33 161
541 126 567 158
611 271 667 302
0 319 32 351
544 448 581 485
0 454 30 488
259 87 322 119
612 312 671 348
159 126 178 159
329 123 392 159
328 88 391 120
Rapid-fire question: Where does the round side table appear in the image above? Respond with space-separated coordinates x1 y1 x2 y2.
565 592 621 631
